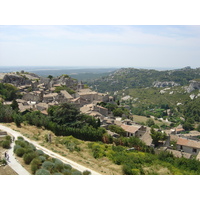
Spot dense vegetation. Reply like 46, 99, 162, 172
0, 83, 20, 101
88, 141, 200, 175
14, 137, 90, 175
54, 85, 75, 94
86, 67, 200, 93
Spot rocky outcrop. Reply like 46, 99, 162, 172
39, 75, 78, 90
2, 74, 32, 86
186, 80, 200, 93
152, 81, 180, 88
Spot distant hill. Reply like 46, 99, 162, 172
85, 67, 200, 93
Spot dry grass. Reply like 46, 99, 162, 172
3, 123, 123, 175
133, 115, 170, 126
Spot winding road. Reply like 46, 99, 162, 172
0, 124, 101, 175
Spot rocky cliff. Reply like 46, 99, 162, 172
2, 74, 32, 86
152, 81, 180, 88
186, 80, 200, 93
0, 72, 78, 90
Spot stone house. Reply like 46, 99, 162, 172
76, 91, 98, 103
43, 93, 58, 103
93, 105, 108, 116
36, 102, 49, 111
176, 137, 200, 155
120, 124, 146, 137
22, 91, 43, 103
60, 90, 73, 102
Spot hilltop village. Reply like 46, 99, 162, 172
1, 71, 200, 162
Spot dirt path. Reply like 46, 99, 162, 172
0, 124, 101, 175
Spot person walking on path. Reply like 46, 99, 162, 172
6, 153, 9, 162
4, 151, 7, 159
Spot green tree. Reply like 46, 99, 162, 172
11, 100, 19, 111
150, 128, 167, 147
146, 118, 155, 127
108, 124, 126, 136
13, 113, 22, 127
183, 121, 194, 131
48, 103, 80, 125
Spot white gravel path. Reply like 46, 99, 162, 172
0, 124, 101, 175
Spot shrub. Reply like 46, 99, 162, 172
62, 168, 72, 175
38, 156, 46, 162
63, 164, 72, 170
53, 159, 64, 172
53, 172, 63, 175
83, 170, 91, 175
0, 159, 7, 165
71, 170, 82, 175
42, 161, 55, 173
23, 152, 37, 164
31, 158, 42, 174
15, 140, 27, 148
2, 140, 11, 149
36, 150, 44, 156
15, 147, 26, 157
14, 144, 21, 153
5, 135, 12, 142
35, 169, 51, 175
17, 136, 24, 141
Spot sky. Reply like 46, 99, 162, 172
0, 25, 200, 70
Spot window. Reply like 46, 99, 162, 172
180, 145, 183, 150
193, 148, 197, 153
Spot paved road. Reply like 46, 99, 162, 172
6, 141, 30, 175
0, 124, 101, 175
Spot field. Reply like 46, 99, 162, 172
132, 115, 170, 126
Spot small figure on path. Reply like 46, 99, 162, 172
4, 152, 7, 159
6, 154, 9, 162
13, 136, 15, 142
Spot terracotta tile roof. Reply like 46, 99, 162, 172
121, 124, 141, 134
176, 137, 200, 149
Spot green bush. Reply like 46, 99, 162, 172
38, 156, 46, 162
83, 170, 91, 175
42, 161, 55, 173
14, 144, 22, 153
15, 140, 27, 148
53, 159, 64, 172
63, 164, 72, 170
35, 168, 51, 175
17, 136, 24, 141
53, 172, 63, 175
2, 140, 11, 149
62, 169, 72, 175
36, 150, 44, 156
5, 135, 12, 142
31, 158, 42, 174
15, 147, 26, 157
71, 170, 82, 175
23, 152, 37, 164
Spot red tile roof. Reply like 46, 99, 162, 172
177, 137, 200, 149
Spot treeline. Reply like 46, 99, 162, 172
19, 103, 106, 141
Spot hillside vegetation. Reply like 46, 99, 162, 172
86, 67, 200, 93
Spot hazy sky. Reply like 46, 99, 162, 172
0, 25, 200, 69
